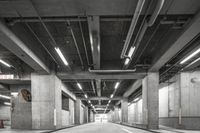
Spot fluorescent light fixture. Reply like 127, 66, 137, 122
124, 58, 130, 65
114, 82, 120, 89
124, 46, 135, 65
128, 46, 135, 58
133, 97, 139, 102
77, 83, 82, 90
84, 94, 88, 98
108, 100, 111, 103
4, 102, 11, 106
0, 59, 11, 67
88, 100, 91, 104
55, 47, 69, 66
107, 104, 109, 106
11, 92, 18, 97
0, 94, 11, 99
186, 57, 200, 68
180, 47, 200, 64
110, 94, 114, 98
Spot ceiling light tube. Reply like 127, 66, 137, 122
84, 94, 88, 98
88, 100, 91, 104
0, 59, 11, 67
55, 47, 69, 66
180, 47, 200, 64
0, 94, 11, 99
114, 82, 120, 89
124, 58, 130, 65
128, 46, 136, 58
11, 92, 18, 97
108, 100, 111, 103
4, 102, 11, 106
133, 97, 140, 102
77, 83, 82, 90
185, 57, 200, 68
110, 94, 114, 98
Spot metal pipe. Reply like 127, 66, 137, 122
88, 68, 136, 73
124, 0, 165, 67
78, 17, 90, 65
148, 0, 165, 26
120, 0, 146, 59
67, 21, 84, 68
8, 17, 133, 25
91, 80, 96, 95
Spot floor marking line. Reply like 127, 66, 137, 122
121, 128, 133, 133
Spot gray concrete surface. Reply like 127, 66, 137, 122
54, 123, 151, 133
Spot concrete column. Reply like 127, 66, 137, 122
84, 106, 88, 123
142, 72, 159, 129
114, 106, 120, 123
121, 98, 128, 123
74, 99, 81, 125
31, 73, 63, 130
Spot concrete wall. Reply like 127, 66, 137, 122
69, 98, 74, 124
10, 84, 32, 129
159, 71, 200, 129
0, 105, 11, 126
62, 110, 69, 126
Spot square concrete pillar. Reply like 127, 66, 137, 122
114, 106, 120, 122
142, 72, 159, 129
31, 73, 62, 130
121, 98, 128, 123
84, 106, 88, 123
74, 99, 81, 125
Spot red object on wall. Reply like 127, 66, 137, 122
0, 120, 4, 128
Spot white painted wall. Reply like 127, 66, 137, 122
181, 72, 200, 116
159, 71, 200, 118
0, 105, 11, 125
128, 99, 143, 124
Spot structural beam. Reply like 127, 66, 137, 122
88, 16, 101, 101
57, 72, 146, 80
88, 16, 100, 69
94, 105, 114, 108
150, 11, 200, 71
0, 20, 50, 73
79, 96, 122, 101
123, 79, 142, 97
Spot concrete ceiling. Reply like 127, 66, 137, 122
0, 0, 200, 112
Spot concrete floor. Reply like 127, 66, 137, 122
1, 123, 200, 133
54, 123, 152, 133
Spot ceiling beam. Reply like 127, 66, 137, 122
123, 79, 142, 97
79, 96, 122, 101
149, 10, 200, 71
57, 72, 146, 80
0, 20, 50, 73
95, 105, 114, 108
88, 16, 101, 100
87, 16, 100, 69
